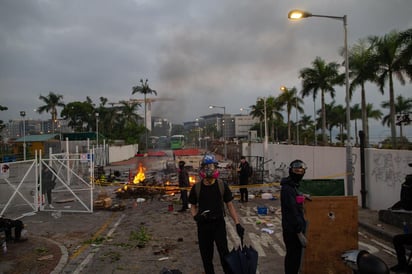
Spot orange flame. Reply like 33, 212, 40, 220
189, 175, 196, 185
133, 162, 146, 184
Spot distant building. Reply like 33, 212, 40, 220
184, 113, 258, 140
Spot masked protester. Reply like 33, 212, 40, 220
0, 216, 27, 243
178, 161, 190, 212
281, 159, 308, 274
188, 154, 245, 274
237, 156, 250, 203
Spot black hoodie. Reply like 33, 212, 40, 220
280, 176, 306, 233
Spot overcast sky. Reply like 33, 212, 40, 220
1, 0, 411, 143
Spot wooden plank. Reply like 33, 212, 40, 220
302, 196, 358, 274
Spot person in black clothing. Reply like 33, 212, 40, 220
178, 161, 190, 212
41, 164, 56, 209
0, 216, 27, 243
237, 156, 250, 203
281, 159, 308, 274
189, 154, 245, 274
390, 233, 412, 272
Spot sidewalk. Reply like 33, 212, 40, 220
0, 203, 404, 274
358, 207, 404, 243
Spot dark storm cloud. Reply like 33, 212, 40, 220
0, 0, 411, 141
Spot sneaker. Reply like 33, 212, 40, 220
390, 264, 407, 272
48, 204, 54, 209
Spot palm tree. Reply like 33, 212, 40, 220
347, 39, 379, 147
250, 96, 284, 142
38, 92, 65, 133
299, 57, 344, 145
369, 30, 409, 147
278, 87, 303, 144
351, 104, 362, 146
398, 28, 412, 80
119, 101, 141, 127
132, 79, 157, 151
365, 103, 383, 144
299, 114, 314, 145
267, 96, 284, 142
381, 95, 412, 138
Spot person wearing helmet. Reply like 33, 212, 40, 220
177, 161, 190, 212
188, 153, 245, 274
280, 159, 308, 274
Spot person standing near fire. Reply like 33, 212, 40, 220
237, 156, 251, 203
281, 159, 308, 274
178, 160, 189, 212
189, 153, 245, 274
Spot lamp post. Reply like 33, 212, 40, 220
258, 97, 269, 168
195, 118, 202, 149
288, 9, 352, 195
209, 105, 227, 160
20, 111, 26, 160
280, 86, 299, 145
95, 112, 99, 146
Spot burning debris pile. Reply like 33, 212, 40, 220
115, 162, 178, 199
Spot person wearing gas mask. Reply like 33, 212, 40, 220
281, 159, 308, 274
188, 154, 245, 274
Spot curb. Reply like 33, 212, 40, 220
38, 236, 68, 274
358, 221, 395, 243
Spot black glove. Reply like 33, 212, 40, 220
236, 224, 245, 239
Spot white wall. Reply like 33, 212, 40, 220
108, 144, 139, 163
243, 143, 412, 211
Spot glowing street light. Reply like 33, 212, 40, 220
288, 9, 352, 195
209, 105, 227, 160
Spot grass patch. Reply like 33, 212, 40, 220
35, 247, 49, 254
129, 226, 151, 247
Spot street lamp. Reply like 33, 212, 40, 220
20, 111, 26, 160
95, 112, 99, 146
280, 86, 299, 145
195, 118, 202, 149
257, 98, 269, 168
288, 9, 352, 195
209, 105, 227, 160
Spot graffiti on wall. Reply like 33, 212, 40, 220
371, 153, 412, 187
270, 162, 289, 182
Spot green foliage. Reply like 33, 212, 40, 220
129, 226, 151, 247
83, 236, 105, 245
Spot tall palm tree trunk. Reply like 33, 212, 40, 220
389, 74, 397, 147
321, 90, 327, 144
361, 84, 369, 147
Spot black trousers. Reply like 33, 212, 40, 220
283, 230, 303, 274
240, 187, 248, 202
239, 177, 248, 202
43, 188, 52, 204
197, 219, 231, 274
180, 190, 188, 209
393, 233, 412, 265
1, 219, 24, 241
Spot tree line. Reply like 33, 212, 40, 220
0, 29, 411, 149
